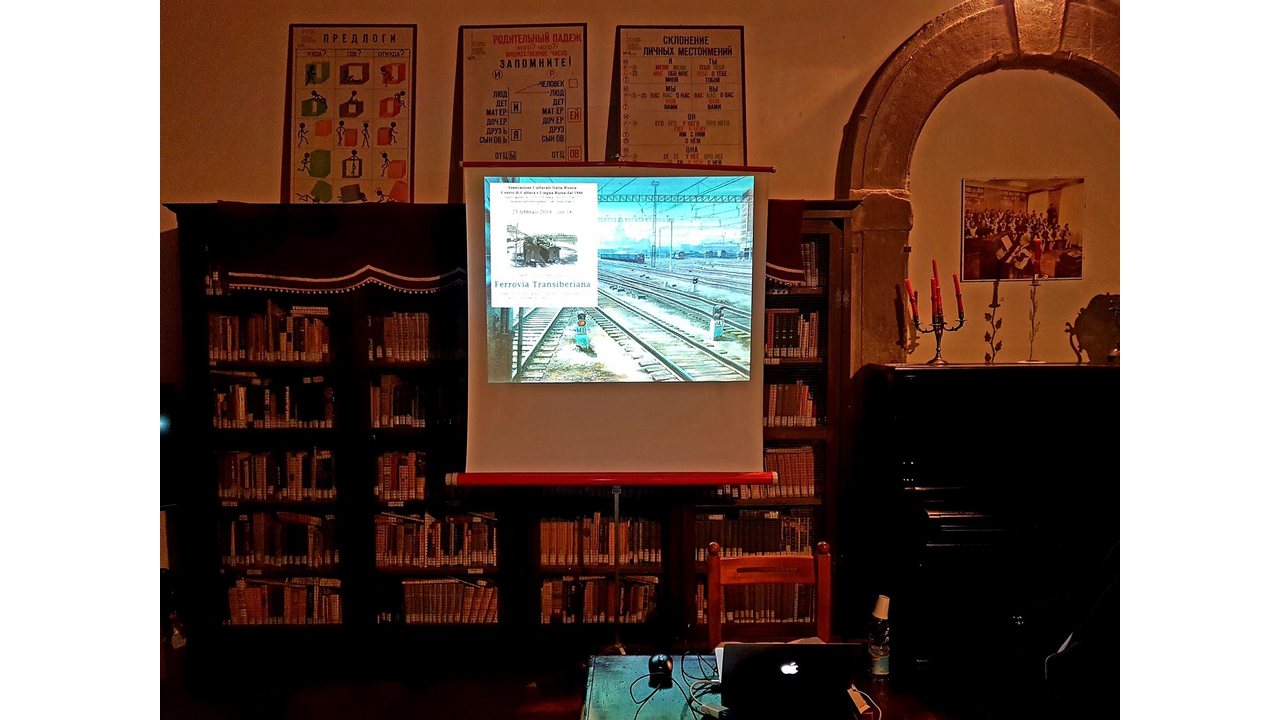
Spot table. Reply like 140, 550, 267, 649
582, 652, 897, 720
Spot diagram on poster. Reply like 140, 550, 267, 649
488, 182, 599, 308
286, 25, 415, 203
461, 25, 587, 163
615, 27, 746, 165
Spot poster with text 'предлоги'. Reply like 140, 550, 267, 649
285, 25, 416, 204
612, 26, 746, 165
459, 25, 587, 167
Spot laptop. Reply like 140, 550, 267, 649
719, 643, 863, 719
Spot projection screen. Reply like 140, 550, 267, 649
464, 165, 769, 473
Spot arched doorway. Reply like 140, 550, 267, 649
836, 0, 1118, 366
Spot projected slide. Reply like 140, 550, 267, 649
485, 175, 755, 383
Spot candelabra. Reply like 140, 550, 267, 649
905, 260, 966, 366
912, 304, 965, 365
1027, 275, 1043, 362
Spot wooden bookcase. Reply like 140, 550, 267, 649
173, 204, 491, 682
170, 201, 857, 675
676, 202, 855, 644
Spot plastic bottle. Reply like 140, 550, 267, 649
869, 595, 890, 676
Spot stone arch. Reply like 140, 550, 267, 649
837, 0, 1118, 367
837, 0, 1119, 197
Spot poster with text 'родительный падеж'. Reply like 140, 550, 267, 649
287, 25, 415, 204
461, 25, 587, 164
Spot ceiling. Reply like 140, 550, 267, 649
964, 177, 1085, 195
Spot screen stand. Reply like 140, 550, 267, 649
602, 485, 627, 655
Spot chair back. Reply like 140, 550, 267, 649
706, 541, 831, 648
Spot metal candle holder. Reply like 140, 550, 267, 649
913, 308, 965, 365
906, 262, 966, 365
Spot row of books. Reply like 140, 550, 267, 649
540, 515, 663, 567
696, 582, 818, 624
390, 578, 499, 624
212, 374, 335, 429
765, 381, 820, 427
374, 512, 498, 568
765, 381, 819, 427
764, 309, 821, 359
721, 443, 819, 499
219, 512, 339, 568
216, 449, 336, 502
693, 509, 816, 563
370, 375, 436, 428
718, 446, 819, 500
375, 451, 429, 501
540, 576, 659, 624
225, 577, 342, 625
208, 302, 331, 364
798, 240, 829, 288
368, 312, 431, 363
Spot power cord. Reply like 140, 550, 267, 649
631, 668, 709, 719
854, 689, 882, 720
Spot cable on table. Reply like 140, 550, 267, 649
628, 672, 660, 720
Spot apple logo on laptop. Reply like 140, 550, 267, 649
780, 662, 799, 675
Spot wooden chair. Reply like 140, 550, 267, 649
706, 541, 832, 648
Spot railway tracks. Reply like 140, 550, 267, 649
511, 307, 573, 381
596, 289, 748, 382
505, 279, 753, 383
600, 259, 752, 293
599, 270, 751, 343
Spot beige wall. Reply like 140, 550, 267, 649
160, 0, 960, 231
1059, 181, 1086, 247
159, 1, 1120, 380
906, 70, 1120, 364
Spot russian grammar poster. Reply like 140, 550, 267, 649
615, 27, 746, 165
286, 25, 416, 204
461, 25, 587, 164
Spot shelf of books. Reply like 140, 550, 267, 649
537, 511, 666, 627
359, 287, 492, 631
176, 200, 857, 655
198, 287, 351, 638
680, 207, 849, 640
175, 204, 477, 657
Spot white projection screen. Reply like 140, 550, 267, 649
464, 165, 769, 473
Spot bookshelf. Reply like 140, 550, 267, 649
173, 203, 482, 680
172, 201, 857, 670
678, 203, 854, 643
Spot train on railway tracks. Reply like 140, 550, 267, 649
598, 251, 646, 264
509, 226, 576, 267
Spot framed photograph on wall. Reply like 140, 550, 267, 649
606, 26, 747, 165
282, 24, 417, 204
961, 177, 1085, 281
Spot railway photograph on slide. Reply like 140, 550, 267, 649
484, 175, 756, 384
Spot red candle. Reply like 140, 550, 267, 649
953, 272, 964, 315
932, 259, 943, 317
929, 277, 938, 318
904, 278, 919, 319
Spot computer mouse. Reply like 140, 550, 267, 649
649, 653, 674, 683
